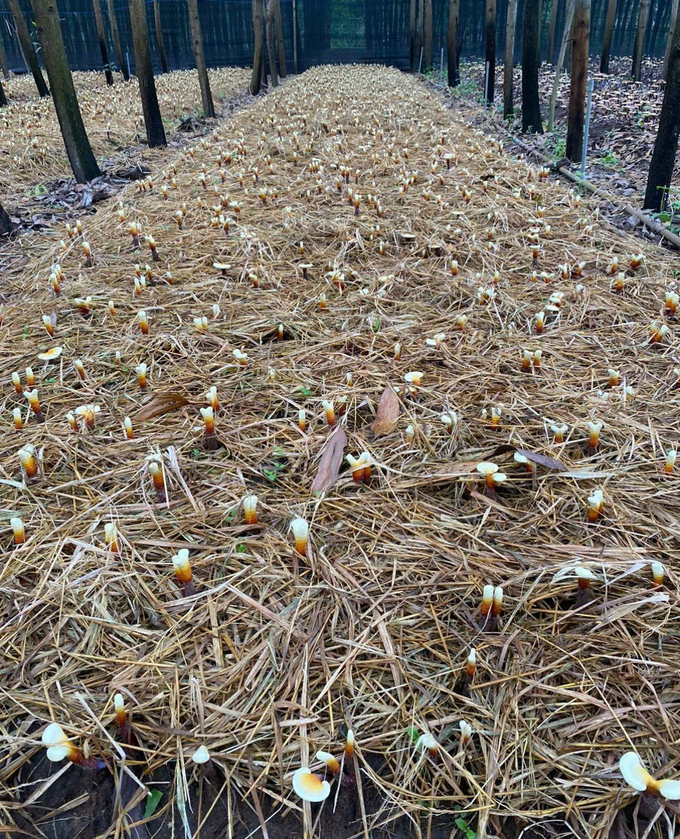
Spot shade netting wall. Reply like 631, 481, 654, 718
0, 0, 673, 76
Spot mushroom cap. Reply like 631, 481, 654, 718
315, 750, 335, 765
404, 371, 423, 383
42, 722, 67, 747
513, 453, 529, 464
658, 779, 680, 800
172, 549, 190, 571
459, 720, 472, 737
619, 752, 653, 792
38, 346, 63, 361
292, 767, 331, 802
46, 745, 71, 762
476, 462, 498, 476
651, 561, 664, 577
192, 745, 211, 764
114, 693, 124, 711
290, 517, 309, 539
491, 472, 507, 484
467, 647, 476, 665
416, 733, 437, 752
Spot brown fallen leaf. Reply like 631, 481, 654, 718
371, 385, 400, 435
311, 426, 347, 494
516, 449, 568, 472
131, 392, 191, 423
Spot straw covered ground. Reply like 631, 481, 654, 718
0, 67, 251, 203
2, 65, 680, 839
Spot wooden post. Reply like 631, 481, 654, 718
521, 0, 543, 132
409, 0, 417, 71
0, 75, 7, 106
447, 0, 460, 85
0, 26, 9, 79
292, 0, 298, 73
274, 0, 286, 77
548, 0, 560, 62
664, 0, 679, 79
7, 0, 49, 96
29, 0, 100, 181
187, 0, 215, 116
485, 0, 496, 103
565, 0, 590, 160
153, 0, 169, 73
106, 0, 129, 80
424, 0, 432, 69
265, 0, 277, 86
92, 0, 113, 84
644, 1, 680, 210
548, 0, 575, 131
250, 0, 265, 94
0, 200, 11, 235
599, 0, 617, 72
632, 0, 651, 81
128, 0, 166, 146
503, 0, 518, 115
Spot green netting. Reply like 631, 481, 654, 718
0, 0, 672, 77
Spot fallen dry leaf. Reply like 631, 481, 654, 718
311, 426, 347, 494
371, 385, 400, 435
132, 392, 191, 423
516, 449, 568, 472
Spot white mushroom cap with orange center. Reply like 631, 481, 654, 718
476, 462, 498, 477
41, 722, 71, 762
292, 767, 331, 802
38, 346, 63, 361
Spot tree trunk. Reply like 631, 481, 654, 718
600, 0, 616, 72
153, 0, 169, 74
91, 0, 113, 84
566, 0, 590, 160
250, 0, 265, 94
632, 0, 651, 80
548, 0, 575, 131
416, 0, 423, 69
504, 0, 518, 115
409, 0, 417, 71
447, 0, 460, 84
0, 201, 11, 236
0, 26, 10, 79
664, 0, 679, 78
522, 0, 543, 132
187, 0, 215, 115
644, 7, 680, 210
106, 0, 129, 80
0, 76, 7, 107
274, 0, 286, 77
548, 0, 560, 61
128, 0, 166, 146
485, 0, 496, 102
29, 0, 100, 181
8, 0, 49, 96
424, 0, 433, 68
265, 0, 278, 86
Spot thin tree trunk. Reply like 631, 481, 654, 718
644, 3, 680, 210
522, 0, 543, 132
409, 0, 417, 71
566, 0, 590, 160
632, 0, 651, 80
0, 76, 7, 106
250, 0, 265, 94
0, 26, 9, 78
273, 0, 286, 77
447, 0, 460, 84
128, 0, 166, 146
7, 0, 49, 96
153, 0, 169, 73
485, 0, 496, 102
106, 0, 129, 80
91, 0, 113, 84
548, 0, 560, 61
265, 0, 277, 86
600, 0, 616, 71
187, 0, 215, 115
416, 0, 423, 68
424, 0, 432, 68
504, 0, 518, 115
548, 0, 575, 131
29, 0, 100, 181
664, 0, 679, 77
0, 201, 11, 235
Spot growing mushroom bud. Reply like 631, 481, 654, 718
200, 407, 218, 449
138, 311, 148, 335
74, 359, 86, 382
105, 522, 120, 555
514, 452, 533, 474
124, 417, 134, 439
13, 408, 22, 430
608, 368, 619, 387
651, 561, 664, 589
12, 372, 22, 394
404, 371, 423, 388
476, 462, 499, 497
290, 517, 309, 556
535, 311, 545, 334
455, 314, 468, 331
316, 750, 341, 775
649, 323, 669, 344
587, 421, 602, 451
551, 423, 568, 443
664, 449, 676, 474
587, 489, 604, 522
149, 461, 166, 503
345, 730, 355, 759
24, 389, 43, 422
18, 444, 38, 479
322, 400, 336, 427
459, 720, 473, 748
82, 241, 93, 267
233, 349, 248, 366
135, 363, 147, 390
298, 409, 306, 432
42, 315, 54, 337
243, 494, 258, 525
172, 548, 195, 597
417, 733, 439, 758
66, 412, 77, 431
521, 350, 532, 371
440, 413, 455, 434
480, 583, 494, 621
75, 297, 92, 316
113, 693, 131, 743
11, 516, 25, 545
192, 746, 210, 764
465, 647, 476, 680
665, 292, 678, 314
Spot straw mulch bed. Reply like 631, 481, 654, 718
2, 64, 680, 839
0, 67, 251, 201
